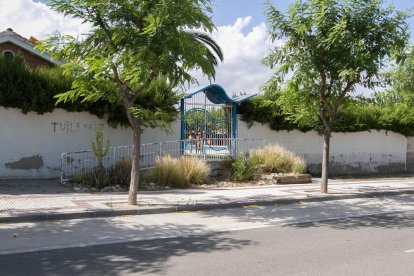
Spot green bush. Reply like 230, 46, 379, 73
245, 154, 265, 180
292, 158, 307, 173
230, 154, 265, 181
0, 54, 130, 126
250, 144, 306, 174
74, 158, 132, 190
74, 167, 109, 189
219, 159, 234, 180
231, 154, 247, 181
238, 92, 414, 137
109, 158, 132, 188
151, 155, 210, 188
227, 144, 307, 182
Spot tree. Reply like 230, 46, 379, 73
376, 46, 414, 107
262, 0, 409, 193
38, 0, 223, 204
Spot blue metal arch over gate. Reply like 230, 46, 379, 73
183, 84, 256, 105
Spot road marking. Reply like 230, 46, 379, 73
404, 249, 414, 253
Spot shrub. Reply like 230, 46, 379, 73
180, 156, 210, 185
74, 167, 109, 189
0, 54, 130, 126
245, 154, 265, 180
151, 155, 210, 188
249, 144, 306, 174
109, 158, 132, 188
292, 156, 307, 174
219, 158, 234, 180
226, 153, 265, 182
73, 158, 132, 190
226, 144, 307, 181
238, 91, 414, 137
231, 154, 247, 181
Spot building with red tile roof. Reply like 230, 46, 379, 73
0, 28, 58, 68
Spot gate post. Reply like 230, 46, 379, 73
180, 98, 185, 156
232, 102, 238, 157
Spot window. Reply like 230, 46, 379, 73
2, 50, 15, 60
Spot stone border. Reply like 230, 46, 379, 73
261, 173, 312, 184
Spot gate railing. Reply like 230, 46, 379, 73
60, 138, 265, 183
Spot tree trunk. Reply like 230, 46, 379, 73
128, 122, 141, 205
321, 129, 331, 193
113, 72, 142, 205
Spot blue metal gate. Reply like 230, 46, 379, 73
181, 84, 256, 158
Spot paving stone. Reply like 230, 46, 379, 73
0, 178, 413, 220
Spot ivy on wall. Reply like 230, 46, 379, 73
0, 54, 130, 127
238, 93, 414, 137
4, 54, 413, 136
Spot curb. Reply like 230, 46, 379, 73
1, 189, 414, 224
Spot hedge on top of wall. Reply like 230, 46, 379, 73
0, 53, 130, 127
238, 93, 414, 137
4, 53, 414, 136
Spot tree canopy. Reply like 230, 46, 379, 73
377, 46, 414, 107
38, 0, 223, 130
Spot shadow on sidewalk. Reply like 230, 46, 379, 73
0, 179, 72, 195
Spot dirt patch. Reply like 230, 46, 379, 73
5, 155, 44, 170
0, 179, 71, 195
194, 173, 312, 189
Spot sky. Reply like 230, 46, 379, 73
0, 0, 413, 96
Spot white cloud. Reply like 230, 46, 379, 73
0, 1, 276, 95
193, 17, 279, 95
0, 0, 90, 39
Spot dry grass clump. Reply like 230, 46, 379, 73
152, 155, 210, 188
249, 144, 306, 174
227, 144, 307, 182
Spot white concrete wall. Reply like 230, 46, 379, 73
238, 119, 407, 175
0, 107, 179, 179
406, 137, 414, 172
0, 107, 407, 178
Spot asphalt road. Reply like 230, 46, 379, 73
1, 195, 414, 275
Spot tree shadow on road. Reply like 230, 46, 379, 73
2, 233, 253, 275
0, 218, 255, 275
197, 194, 414, 230
289, 211, 414, 230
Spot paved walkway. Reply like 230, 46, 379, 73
1, 178, 414, 222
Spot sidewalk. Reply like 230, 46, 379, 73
1, 178, 414, 223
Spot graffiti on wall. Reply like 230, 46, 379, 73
50, 121, 107, 134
